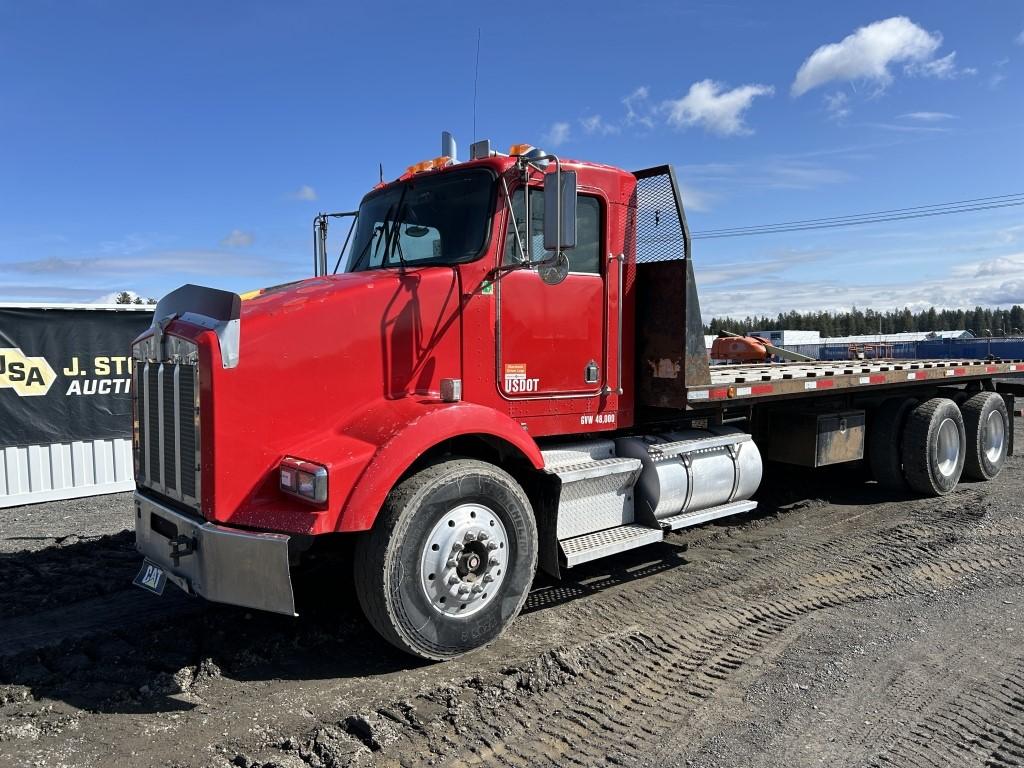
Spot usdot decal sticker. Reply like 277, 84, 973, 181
504, 363, 540, 394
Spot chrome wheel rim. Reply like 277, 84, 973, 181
936, 417, 961, 478
420, 503, 508, 618
985, 409, 1006, 463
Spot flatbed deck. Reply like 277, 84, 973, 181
686, 358, 1024, 405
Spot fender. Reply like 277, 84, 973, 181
335, 399, 544, 532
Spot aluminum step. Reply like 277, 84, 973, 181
658, 500, 758, 531
560, 523, 664, 567
543, 456, 642, 483
541, 439, 616, 471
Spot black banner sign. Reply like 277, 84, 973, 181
0, 308, 153, 447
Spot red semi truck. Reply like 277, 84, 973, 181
132, 137, 1022, 659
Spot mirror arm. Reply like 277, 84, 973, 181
517, 154, 563, 268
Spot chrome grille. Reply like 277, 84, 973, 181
134, 337, 201, 513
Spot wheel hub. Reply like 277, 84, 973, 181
420, 503, 508, 617
984, 409, 1006, 463
935, 417, 961, 478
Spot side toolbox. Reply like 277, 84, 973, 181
762, 409, 866, 467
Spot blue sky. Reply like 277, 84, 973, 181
1, 1, 1022, 318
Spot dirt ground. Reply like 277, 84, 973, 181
2, 426, 1024, 768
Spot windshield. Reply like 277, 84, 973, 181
345, 168, 495, 272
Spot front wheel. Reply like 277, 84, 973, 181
353, 458, 538, 660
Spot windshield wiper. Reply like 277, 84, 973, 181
383, 185, 410, 270
347, 182, 412, 272
349, 220, 382, 273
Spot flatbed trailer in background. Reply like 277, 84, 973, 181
129, 136, 1024, 660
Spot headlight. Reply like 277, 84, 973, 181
278, 457, 328, 504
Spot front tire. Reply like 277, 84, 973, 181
354, 458, 538, 660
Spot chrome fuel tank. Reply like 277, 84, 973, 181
616, 426, 762, 522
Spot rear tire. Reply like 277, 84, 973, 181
868, 397, 917, 490
901, 398, 966, 497
353, 458, 538, 660
961, 392, 1008, 480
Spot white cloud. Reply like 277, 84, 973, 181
904, 51, 970, 79
290, 185, 317, 201
543, 121, 571, 147
679, 184, 716, 213
0, 284, 120, 302
899, 111, 956, 121
221, 229, 254, 247
824, 91, 851, 121
579, 114, 620, 135
1015, 29, 1024, 45
792, 17, 942, 96
683, 158, 850, 191
698, 250, 1024, 319
663, 79, 774, 136
6, 250, 291, 278
623, 86, 655, 129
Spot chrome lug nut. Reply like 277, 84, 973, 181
471, 584, 484, 594
482, 573, 494, 583
464, 531, 478, 542
489, 556, 500, 567
478, 531, 489, 541
486, 541, 498, 551
451, 542, 464, 552
447, 575, 460, 586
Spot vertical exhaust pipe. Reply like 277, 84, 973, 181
441, 131, 457, 163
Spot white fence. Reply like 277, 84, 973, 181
0, 438, 135, 508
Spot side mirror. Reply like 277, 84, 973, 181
543, 170, 577, 252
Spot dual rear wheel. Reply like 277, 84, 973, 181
871, 392, 1009, 496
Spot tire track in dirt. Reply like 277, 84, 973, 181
870, 662, 1024, 767
256, 481, 1024, 768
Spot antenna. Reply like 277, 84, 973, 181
472, 28, 481, 141
379, 163, 383, 183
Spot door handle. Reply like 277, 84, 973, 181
584, 360, 600, 384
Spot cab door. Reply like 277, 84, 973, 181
497, 186, 606, 398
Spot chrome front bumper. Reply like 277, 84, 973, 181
134, 492, 296, 616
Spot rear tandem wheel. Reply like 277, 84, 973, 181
960, 391, 1009, 481
901, 397, 966, 497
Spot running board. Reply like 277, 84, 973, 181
658, 500, 757, 531
560, 524, 664, 568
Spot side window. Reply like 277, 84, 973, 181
504, 188, 602, 274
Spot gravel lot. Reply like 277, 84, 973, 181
2, 424, 1023, 768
